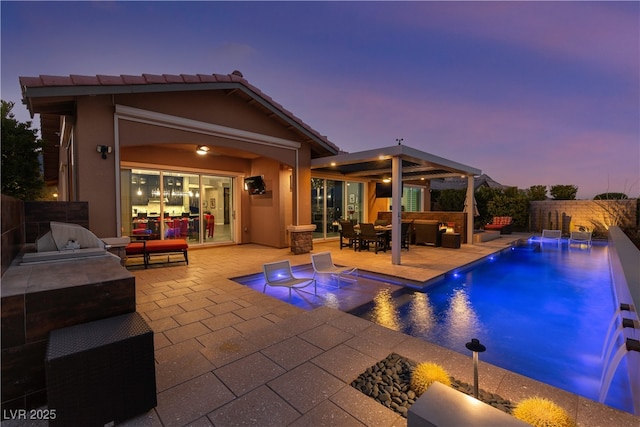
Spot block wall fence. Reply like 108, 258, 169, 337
1, 198, 90, 276
1, 195, 24, 277
529, 199, 638, 236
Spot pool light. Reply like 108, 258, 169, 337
465, 338, 486, 399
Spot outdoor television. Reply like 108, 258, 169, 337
244, 175, 266, 195
375, 182, 402, 198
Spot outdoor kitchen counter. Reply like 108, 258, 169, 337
1, 255, 135, 412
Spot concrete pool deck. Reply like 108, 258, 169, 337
7, 234, 637, 426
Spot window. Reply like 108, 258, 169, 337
402, 186, 422, 212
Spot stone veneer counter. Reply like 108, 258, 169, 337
1, 255, 136, 413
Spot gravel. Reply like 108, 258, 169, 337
351, 353, 516, 418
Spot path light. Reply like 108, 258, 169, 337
465, 338, 486, 399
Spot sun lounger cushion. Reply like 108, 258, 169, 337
485, 217, 512, 234
144, 239, 188, 253
125, 242, 146, 255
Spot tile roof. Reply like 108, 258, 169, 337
19, 71, 340, 154
19, 71, 242, 88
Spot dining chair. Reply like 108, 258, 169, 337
400, 221, 413, 250
339, 221, 359, 250
359, 223, 386, 254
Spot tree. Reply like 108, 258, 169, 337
487, 191, 530, 231
549, 185, 578, 200
1, 100, 46, 200
526, 185, 547, 201
436, 189, 465, 212
475, 186, 502, 227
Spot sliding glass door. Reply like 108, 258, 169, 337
121, 168, 234, 244
311, 178, 364, 239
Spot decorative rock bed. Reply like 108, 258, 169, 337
351, 353, 515, 418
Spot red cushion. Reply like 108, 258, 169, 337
145, 239, 188, 252
492, 216, 512, 225
125, 242, 146, 255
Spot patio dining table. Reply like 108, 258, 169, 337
353, 224, 392, 252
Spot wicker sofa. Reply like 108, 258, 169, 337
413, 220, 445, 246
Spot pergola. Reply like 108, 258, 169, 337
311, 144, 481, 265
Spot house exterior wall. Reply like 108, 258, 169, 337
75, 97, 118, 237
114, 90, 301, 141
296, 144, 312, 226
68, 90, 313, 246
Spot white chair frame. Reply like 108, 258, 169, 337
263, 260, 316, 302
541, 229, 562, 243
568, 231, 592, 247
311, 251, 358, 287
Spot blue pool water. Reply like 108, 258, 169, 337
354, 240, 633, 413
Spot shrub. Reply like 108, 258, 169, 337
410, 362, 451, 396
550, 185, 578, 200
513, 397, 575, 427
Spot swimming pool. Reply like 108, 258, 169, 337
351, 239, 633, 413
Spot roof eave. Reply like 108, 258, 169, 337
311, 145, 482, 178
21, 79, 340, 157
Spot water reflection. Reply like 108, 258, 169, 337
407, 292, 435, 336
371, 288, 401, 330
324, 293, 340, 309
442, 287, 481, 347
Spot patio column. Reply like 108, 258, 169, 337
391, 155, 402, 264
466, 175, 475, 245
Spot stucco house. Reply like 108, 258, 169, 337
20, 70, 481, 256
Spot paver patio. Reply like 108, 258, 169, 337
4, 236, 637, 426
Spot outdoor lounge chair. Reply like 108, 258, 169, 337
311, 251, 358, 287
484, 216, 513, 234
263, 260, 316, 302
541, 229, 561, 243
568, 231, 592, 247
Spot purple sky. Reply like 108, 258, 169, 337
2, 1, 638, 199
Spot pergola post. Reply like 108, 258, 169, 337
466, 175, 475, 245
391, 155, 402, 265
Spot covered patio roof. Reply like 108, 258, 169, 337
311, 144, 482, 265
310, 144, 481, 182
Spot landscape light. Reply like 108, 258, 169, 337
465, 338, 486, 398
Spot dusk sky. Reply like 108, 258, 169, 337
2, 1, 638, 199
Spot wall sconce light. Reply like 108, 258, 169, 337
96, 145, 112, 159
196, 145, 210, 155
465, 338, 486, 399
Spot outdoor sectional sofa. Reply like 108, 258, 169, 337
413, 220, 445, 246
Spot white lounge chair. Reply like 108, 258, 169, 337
263, 260, 316, 301
568, 231, 592, 247
541, 229, 561, 243
311, 251, 358, 287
